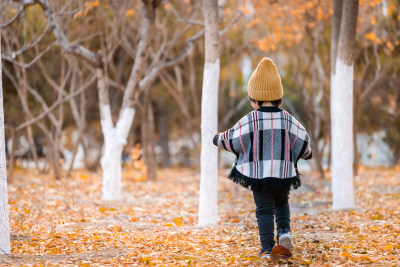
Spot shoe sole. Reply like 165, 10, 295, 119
259, 252, 270, 259
279, 234, 294, 251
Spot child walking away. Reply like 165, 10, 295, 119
213, 58, 313, 259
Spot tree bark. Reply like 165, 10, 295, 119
0, 35, 11, 254
331, 0, 343, 75
141, 90, 157, 180
7, 128, 17, 181
156, 103, 171, 168
198, 0, 220, 226
331, 0, 359, 210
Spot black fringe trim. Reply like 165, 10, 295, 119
228, 167, 301, 191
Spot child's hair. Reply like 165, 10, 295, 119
249, 96, 282, 107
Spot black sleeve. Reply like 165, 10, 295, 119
213, 134, 219, 146
304, 151, 313, 160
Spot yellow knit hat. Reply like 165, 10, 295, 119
247, 57, 283, 101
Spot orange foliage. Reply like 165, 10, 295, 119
246, 0, 393, 52
4, 167, 400, 265
244, 0, 331, 52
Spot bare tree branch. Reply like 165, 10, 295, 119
221, 97, 248, 127
219, 12, 243, 36
139, 11, 242, 91
15, 75, 96, 131
167, 1, 204, 26
139, 29, 204, 90
0, 8, 24, 28
2, 43, 56, 68
3, 24, 51, 57
33, 0, 101, 66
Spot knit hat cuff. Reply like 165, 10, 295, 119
249, 88, 284, 102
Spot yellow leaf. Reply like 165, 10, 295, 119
364, 32, 376, 41
79, 173, 89, 180
386, 41, 393, 50
99, 207, 117, 213
360, 255, 373, 262
173, 217, 183, 227
371, 18, 376, 25
341, 251, 351, 257
125, 9, 135, 17
342, 245, 354, 249
73, 11, 83, 19
317, 8, 323, 20
384, 245, 393, 250
164, 4, 170, 10
113, 225, 122, 232
241, 256, 258, 261
140, 257, 152, 262
88, 1, 100, 8
232, 218, 240, 223
165, 223, 174, 227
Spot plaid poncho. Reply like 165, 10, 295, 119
213, 106, 312, 191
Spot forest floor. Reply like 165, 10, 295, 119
0, 165, 399, 266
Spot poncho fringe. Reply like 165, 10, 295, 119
228, 166, 301, 191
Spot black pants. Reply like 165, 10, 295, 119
253, 187, 290, 248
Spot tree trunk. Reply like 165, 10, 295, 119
49, 139, 61, 179
7, 128, 17, 181
0, 36, 11, 254
97, 69, 135, 200
330, 0, 359, 210
311, 139, 325, 179
141, 91, 157, 180
156, 104, 171, 168
198, 0, 220, 226
26, 125, 40, 171
66, 129, 84, 177
101, 135, 124, 200
353, 91, 360, 176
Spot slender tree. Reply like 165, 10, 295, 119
198, 0, 220, 226
0, 34, 11, 254
330, 0, 359, 209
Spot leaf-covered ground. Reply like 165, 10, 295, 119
1, 166, 399, 266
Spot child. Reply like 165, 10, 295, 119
213, 57, 313, 258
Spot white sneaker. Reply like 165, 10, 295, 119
259, 252, 270, 259
278, 232, 294, 251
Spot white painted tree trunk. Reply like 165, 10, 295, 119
330, 0, 358, 210
331, 59, 355, 209
101, 138, 124, 200
0, 37, 11, 254
198, 0, 220, 226
199, 62, 220, 226
100, 105, 135, 200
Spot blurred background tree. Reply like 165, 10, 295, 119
0, 0, 399, 189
